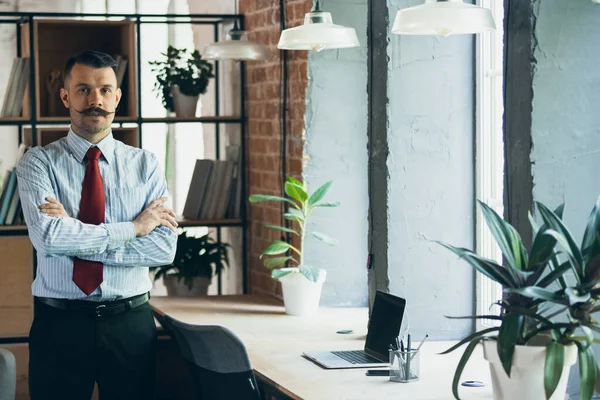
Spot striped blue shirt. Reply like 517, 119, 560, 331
16, 129, 177, 301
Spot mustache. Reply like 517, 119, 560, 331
73, 107, 115, 116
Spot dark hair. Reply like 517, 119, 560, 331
63, 49, 117, 87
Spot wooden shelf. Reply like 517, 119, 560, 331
176, 217, 243, 228
142, 116, 244, 124
23, 127, 139, 147
0, 225, 28, 235
0, 117, 30, 125
36, 116, 137, 123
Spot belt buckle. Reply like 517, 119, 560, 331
95, 304, 107, 317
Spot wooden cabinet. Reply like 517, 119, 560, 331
0, 237, 33, 338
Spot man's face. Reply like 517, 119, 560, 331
60, 63, 121, 139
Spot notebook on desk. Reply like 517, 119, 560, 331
302, 291, 406, 369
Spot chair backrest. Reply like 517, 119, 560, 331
161, 314, 261, 400
0, 348, 16, 400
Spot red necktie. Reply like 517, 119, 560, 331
73, 147, 105, 295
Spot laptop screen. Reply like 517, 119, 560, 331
364, 291, 406, 360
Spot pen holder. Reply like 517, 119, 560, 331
389, 349, 420, 383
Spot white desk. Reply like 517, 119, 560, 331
150, 295, 493, 400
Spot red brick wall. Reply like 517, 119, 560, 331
239, 0, 311, 297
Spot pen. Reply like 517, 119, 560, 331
405, 334, 411, 381
415, 334, 429, 352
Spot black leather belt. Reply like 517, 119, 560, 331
36, 292, 150, 317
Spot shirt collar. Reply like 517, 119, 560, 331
67, 128, 115, 164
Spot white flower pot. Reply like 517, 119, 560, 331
163, 275, 211, 297
279, 269, 326, 316
483, 340, 576, 400
170, 86, 199, 118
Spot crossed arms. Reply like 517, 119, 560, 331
16, 149, 177, 267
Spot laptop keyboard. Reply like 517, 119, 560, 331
331, 351, 383, 364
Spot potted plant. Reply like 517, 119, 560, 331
438, 199, 600, 400
249, 176, 340, 316
151, 231, 230, 297
149, 45, 214, 117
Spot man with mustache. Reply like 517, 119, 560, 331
16, 49, 178, 399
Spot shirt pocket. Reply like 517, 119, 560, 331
106, 186, 147, 223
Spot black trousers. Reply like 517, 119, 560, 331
29, 298, 157, 400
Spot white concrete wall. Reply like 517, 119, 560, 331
385, 0, 475, 340
303, 0, 370, 307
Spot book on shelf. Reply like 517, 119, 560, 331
1, 57, 30, 118
181, 144, 243, 222
0, 144, 30, 225
113, 54, 128, 88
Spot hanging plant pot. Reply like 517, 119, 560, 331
163, 275, 211, 297
170, 86, 199, 118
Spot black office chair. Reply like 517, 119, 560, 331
159, 314, 261, 400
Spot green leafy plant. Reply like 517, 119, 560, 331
438, 199, 600, 400
149, 45, 214, 112
248, 176, 340, 282
151, 231, 230, 289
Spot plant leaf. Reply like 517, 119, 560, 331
286, 176, 305, 190
299, 265, 321, 282
497, 313, 522, 377
544, 341, 565, 399
313, 201, 341, 208
271, 269, 295, 280
536, 261, 571, 288
543, 230, 583, 285
284, 181, 308, 204
265, 225, 299, 236
263, 257, 292, 269
575, 342, 597, 400
452, 339, 485, 400
581, 196, 600, 269
523, 323, 575, 343
249, 194, 298, 208
548, 251, 568, 290
308, 181, 333, 207
284, 213, 304, 223
529, 226, 558, 270
440, 327, 500, 355
537, 202, 584, 277
310, 232, 338, 246
564, 287, 591, 306
261, 240, 290, 257
436, 241, 519, 287
444, 315, 502, 321
504, 287, 568, 305
479, 200, 529, 271
584, 255, 600, 282
529, 211, 540, 236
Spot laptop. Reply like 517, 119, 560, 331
302, 291, 406, 369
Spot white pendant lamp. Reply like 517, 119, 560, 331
277, 0, 359, 52
392, 0, 496, 37
204, 2, 269, 61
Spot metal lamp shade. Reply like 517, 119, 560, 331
392, 0, 496, 37
277, 10, 359, 52
204, 30, 269, 61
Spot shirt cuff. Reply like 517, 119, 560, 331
105, 222, 136, 250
